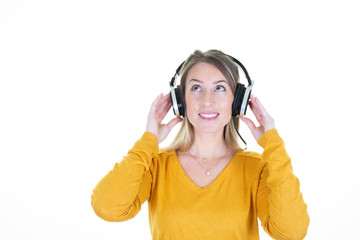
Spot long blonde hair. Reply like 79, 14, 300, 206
167, 49, 243, 151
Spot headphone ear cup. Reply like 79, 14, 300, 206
232, 83, 246, 117
175, 87, 185, 117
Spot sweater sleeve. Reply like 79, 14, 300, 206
256, 129, 310, 240
91, 132, 158, 222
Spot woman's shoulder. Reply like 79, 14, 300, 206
230, 149, 266, 180
157, 148, 176, 158
237, 149, 262, 159
150, 148, 177, 164
233, 149, 266, 168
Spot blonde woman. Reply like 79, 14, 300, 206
91, 50, 309, 240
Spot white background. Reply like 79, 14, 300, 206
1, 0, 359, 239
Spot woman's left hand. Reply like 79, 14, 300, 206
241, 95, 275, 142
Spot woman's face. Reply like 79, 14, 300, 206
185, 62, 234, 135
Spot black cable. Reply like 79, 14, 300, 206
233, 116, 247, 150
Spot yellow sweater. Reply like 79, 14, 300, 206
91, 129, 309, 240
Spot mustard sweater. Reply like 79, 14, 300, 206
91, 129, 309, 240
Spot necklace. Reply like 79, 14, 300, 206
188, 148, 228, 176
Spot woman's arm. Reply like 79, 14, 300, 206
91, 132, 157, 222
242, 95, 309, 239
256, 129, 309, 240
91, 93, 182, 222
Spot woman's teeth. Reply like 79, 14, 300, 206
199, 113, 218, 118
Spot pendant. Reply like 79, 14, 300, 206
206, 170, 211, 176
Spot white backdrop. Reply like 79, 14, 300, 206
1, 0, 359, 239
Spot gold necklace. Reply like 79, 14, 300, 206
188, 148, 228, 176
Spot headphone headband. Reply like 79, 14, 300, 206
169, 55, 253, 87
226, 55, 252, 85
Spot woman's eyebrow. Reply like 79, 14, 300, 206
188, 79, 228, 84
213, 80, 228, 85
189, 79, 203, 84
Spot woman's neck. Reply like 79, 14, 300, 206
188, 130, 228, 158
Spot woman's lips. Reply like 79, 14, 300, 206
198, 112, 219, 120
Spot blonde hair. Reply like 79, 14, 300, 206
167, 49, 242, 151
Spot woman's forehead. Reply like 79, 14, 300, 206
186, 62, 227, 82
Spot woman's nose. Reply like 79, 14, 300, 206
201, 90, 215, 106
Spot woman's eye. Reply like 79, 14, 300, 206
215, 85, 226, 91
191, 85, 201, 92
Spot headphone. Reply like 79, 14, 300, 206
169, 54, 254, 119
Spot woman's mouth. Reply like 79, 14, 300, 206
199, 113, 219, 120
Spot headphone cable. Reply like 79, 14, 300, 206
234, 116, 247, 150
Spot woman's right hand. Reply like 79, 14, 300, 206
146, 93, 183, 144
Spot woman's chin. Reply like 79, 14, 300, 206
194, 125, 224, 136
188, 116, 228, 136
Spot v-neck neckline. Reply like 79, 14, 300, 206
172, 149, 241, 192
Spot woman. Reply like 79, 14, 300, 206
91, 50, 310, 239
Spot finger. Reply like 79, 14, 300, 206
158, 92, 171, 105
151, 93, 164, 110
159, 93, 172, 112
249, 95, 261, 112
164, 92, 171, 98
240, 117, 256, 132
250, 94, 255, 102
248, 100, 262, 120
166, 117, 183, 130
151, 93, 169, 116
253, 96, 270, 115
155, 93, 171, 113
155, 93, 164, 102
249, 97, 267, 122
159, 100, 172, 119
